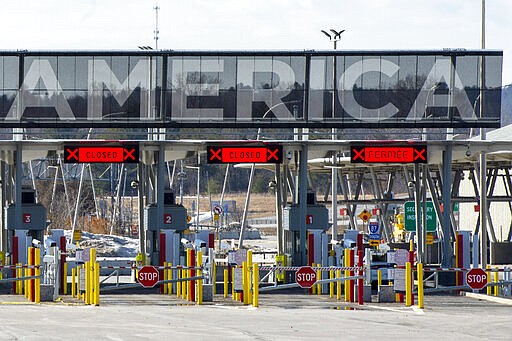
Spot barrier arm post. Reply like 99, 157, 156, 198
336, 269, 341, 300
252, 263, 259, 308
417, 262, 424, 309
197, 251, 203, 305
329, 268, 334, 298
405, 261, 412, 306
357, 250, 364, 305
35, 248, 41, 304
72, 267, 76, 298
224, 269, 228, 298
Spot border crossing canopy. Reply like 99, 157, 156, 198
0, 50, 502, 129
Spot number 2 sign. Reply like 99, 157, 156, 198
163, 214, 172, 224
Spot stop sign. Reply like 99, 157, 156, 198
138, 266, 159, 288
295, 266, 317, 288
466, 268, 488, 290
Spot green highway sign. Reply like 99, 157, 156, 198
404, 201, 437, 232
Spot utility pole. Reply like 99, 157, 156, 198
154, 5, 160, 50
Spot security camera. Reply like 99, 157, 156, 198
465, 146, 471, 157
408, 181, 416, 188
286, 151, 293, 161
32, 239, 41, 247
130, 180, 139, 189
268, 180, 277, 189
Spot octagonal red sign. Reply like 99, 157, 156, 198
295, 266, 317, 288
138, 266, 159, 288
466, 268, 487, 290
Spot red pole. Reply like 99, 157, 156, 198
356, 233, 363, 253
349, 249, 355, 302
456, 233, 464, 287
159, 233, 166, 293
11, 236, 18, 293
408, 250, 415, 305
357, 250, 364, 305
208, 233, 214, 249
59, 236, 66, 294
307, 232, 315, 294
189, 249, 196, 302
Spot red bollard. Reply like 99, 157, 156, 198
358, 250, 364, 305
456, 233, 464, 288
307, 233, 315, 294
11, 236, 18, 293
159, 233, 166, 294
59, 236, 66, 294
408, 250, 415, 305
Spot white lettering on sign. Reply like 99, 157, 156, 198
139, 272, 158, 281
467, 274, 487, 283
164, 214, 172, 224
296, 272, 316, 282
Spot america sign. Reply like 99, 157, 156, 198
0, 50, 502, 128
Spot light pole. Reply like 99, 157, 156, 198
322, 28, 345, 245
479, 0, 488, 268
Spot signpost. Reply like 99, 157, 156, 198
466, 268, 488, 290
404, 201, 437, 232
295, 266, 317, 288
138, 266, 159, 288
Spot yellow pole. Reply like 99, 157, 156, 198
247, 251, 253, 304
311, 263, 317, 294
72, 267, 76, 298
344, 250, 349, 302
28, 247, 34, 302
417, 262, 424, 309
405, 261, 412, 306
212, 258, 217, 295
336, 269, 341, 300
176, 267, 181, 298
35, 248, 40, 304
16, 263, 22, 295
167, 263, 176, 295
197, 251, 203, 305
232, 267, 235, 300
85, 261, 91, 304
63, 262, 68, 295
486, 265, 492, 295
224, 269, 228, 298
377, 269, 382, 287
24, 266, 28, 298
76, 265, 80, 301
493, 269, 499, 297
252, 263, 259, 307
317, 265, 322, 295
186, 249, 191, 301
181, 268, 187, 300
163, 262, 168, 294
90, 248, 96, 305
329, 269, 334, 298
94, 262, 100, 306
242, 261, 248, 305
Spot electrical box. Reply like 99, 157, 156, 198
6, 204, 47, 230
144, 204, 187, 231
283, 204, 329, 231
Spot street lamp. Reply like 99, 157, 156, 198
322, 28, 345, 246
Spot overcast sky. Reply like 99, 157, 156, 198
1, 0, 511, 84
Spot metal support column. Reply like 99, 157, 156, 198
414, 164, 423, 261
441, 144, 453, 267
275, 164, 284, 255
14, 143, 22, 241
298, 143, 308, 265
152, 143, 166, 265
137, 163, 145, 255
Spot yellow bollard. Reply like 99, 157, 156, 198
329, 269, 334, 298
247, 251, 253, 304
24, 267, 28, 298
405, 262, 412, 307
317, 265, 322, 295
163, 262, 168, 294
28, 247, 34, 302
377, 269, 382, 287
167, 263, 173, 295
336, 269, 341, 300
344, 250, 349, 302
242, 261, 248, 305
89, 248, 97, 305
176, 267, 182, 298
252, 263, 259, 308
16, 263, 22, 295
224, 269, 228, 299
311, 263, 317, 294
72, 267, 76, 298
63, 262, 68, 295
76, 266, 81, 301
35, 248, 40, 304
494, 269, 499, 297
232, 267, 235, 300
181, 268, 187, 300
95, 262, 100, 306
486, 265, 492, 295
212, 259, 217, 295
197, 251, 203, 305
85, 261, 91, 304
417, 263, 424, 309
